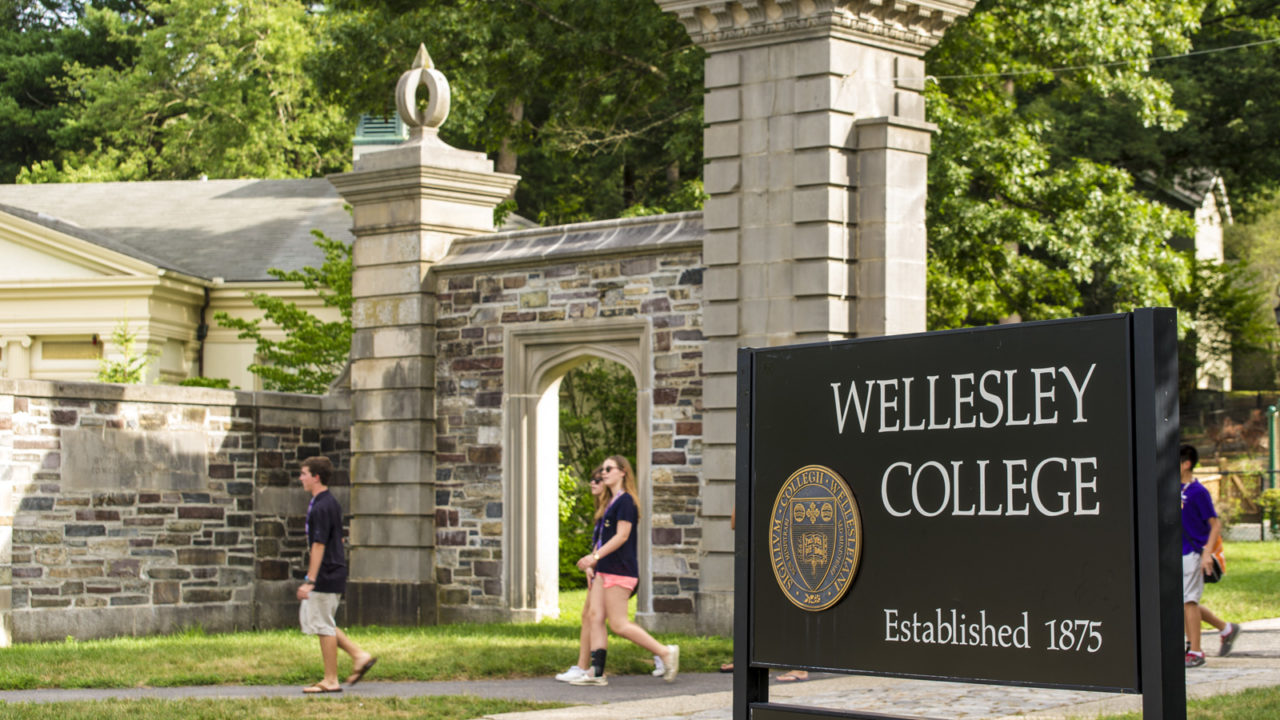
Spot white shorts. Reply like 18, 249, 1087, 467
1182, 552, 1204, 605
300, 591, 341, 636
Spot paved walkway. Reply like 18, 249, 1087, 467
2, 619, 1278, 719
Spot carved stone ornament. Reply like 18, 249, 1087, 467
656, 0, 976, 51
396, 44, 451, 130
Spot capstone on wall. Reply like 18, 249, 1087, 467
432, 247, 705, 618
0, 380, 350, 644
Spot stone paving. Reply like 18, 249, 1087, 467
486, 619, 1280, 720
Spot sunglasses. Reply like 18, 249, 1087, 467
601, 464, 620, 473
589, 476, 603, 484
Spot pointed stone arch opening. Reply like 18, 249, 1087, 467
503, 318, 652, 622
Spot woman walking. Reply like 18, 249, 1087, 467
570, 455, 679, 686
555, 465, 611, 682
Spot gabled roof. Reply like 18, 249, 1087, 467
0, 202, 188, 275
0, 179, 354, 282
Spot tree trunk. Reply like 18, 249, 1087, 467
496, 97, 523, 175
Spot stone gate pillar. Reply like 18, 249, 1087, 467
655, 0, 975, 635
329, 47, 518, 625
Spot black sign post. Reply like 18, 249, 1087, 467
734, 309, 1183, 720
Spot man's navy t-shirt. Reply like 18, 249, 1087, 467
596, 492, 639, 578
306, 489, 348, 593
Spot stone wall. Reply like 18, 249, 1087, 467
433, 244, 705, 623
0, 379, 350, 644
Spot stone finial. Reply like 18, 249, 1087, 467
396, 44, 451, 131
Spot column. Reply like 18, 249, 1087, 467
657, 0, 976, 636
328, 46, 518, 625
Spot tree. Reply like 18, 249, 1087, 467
18, 0, 350, 182
315, 0, 705, 224
213, 231, 352, 394
0, 0, 149, 181
96, 319, 154, 383
924, 0, 1206, 329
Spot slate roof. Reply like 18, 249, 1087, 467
440, 211, 705, 269
0, 179, 354, 282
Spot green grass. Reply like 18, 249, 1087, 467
1099, 685, 1280, 719
0, 695, 560, 720
0, 589, 732, 690
1199, 540, 1280, 623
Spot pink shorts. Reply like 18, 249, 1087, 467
595, 572, 638, 591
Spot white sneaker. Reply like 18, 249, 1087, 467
569, 668, 608, 686
652, 654, 665, 677
555, 665, 587, 682
663, 644, 680, 682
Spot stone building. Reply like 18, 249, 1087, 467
0, 1, 981, 643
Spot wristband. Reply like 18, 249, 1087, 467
304, 575, 314, 584
592, 553, 600, 561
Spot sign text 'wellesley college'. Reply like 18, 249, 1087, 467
743, 313, 1181, 707
831, 364, 1100, 520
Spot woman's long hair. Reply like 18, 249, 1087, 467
591, 466, 614, 522
604, 454, 640, 520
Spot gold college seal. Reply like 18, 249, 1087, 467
769, 465, 862, 611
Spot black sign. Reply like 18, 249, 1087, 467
734, 311, 1185, 720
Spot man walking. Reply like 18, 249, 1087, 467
1180, 444, 1240, 668
297, 456, 377, 693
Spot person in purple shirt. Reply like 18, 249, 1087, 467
1180, 444, 1239, 667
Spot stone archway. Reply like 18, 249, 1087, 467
503, 318, 652, 621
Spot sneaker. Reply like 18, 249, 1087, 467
1185, 651, 1206, 668
555, 665, 587, 683
569, 668, 608, 686
662, 644, 680, 683
652, 654, 665, 677
1219, 622, 1241, 657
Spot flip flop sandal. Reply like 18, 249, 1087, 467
776, 671, 809, 682
303, 683, 343, 694
346, 657, 378, 686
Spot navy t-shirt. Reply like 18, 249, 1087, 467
596, 492, 639, 578
306, 489, 348, 593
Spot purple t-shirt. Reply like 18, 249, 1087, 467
1181, 479, 1217, 556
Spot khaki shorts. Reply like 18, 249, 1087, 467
1183, 552, 1205, 604
300, 591, 341, 636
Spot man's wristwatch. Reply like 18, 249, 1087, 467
304, 575, 314, 584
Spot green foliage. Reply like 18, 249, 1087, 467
17, 0, 349, 183
925, 0, 1201, 330
1172, 257, 1279, 394
316, 0, 705, 224
557, 460, 594, 589
212, 231, 352, 394
177, 377, 233, 389
95, 320, 154, 384
558, 359, 637, 481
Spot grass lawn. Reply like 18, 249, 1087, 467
1100, 684, 1280, 719
1199, 539, 1280, 623
0, 695, 561, 719
0, 588, 732, 690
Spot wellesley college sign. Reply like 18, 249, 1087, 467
733, 310, 1186, 720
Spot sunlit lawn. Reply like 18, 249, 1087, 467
1199, 540, 1280, 623
0, 588, 731, 690
0, 695, 560, 720
1099, 685, 1280, 720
